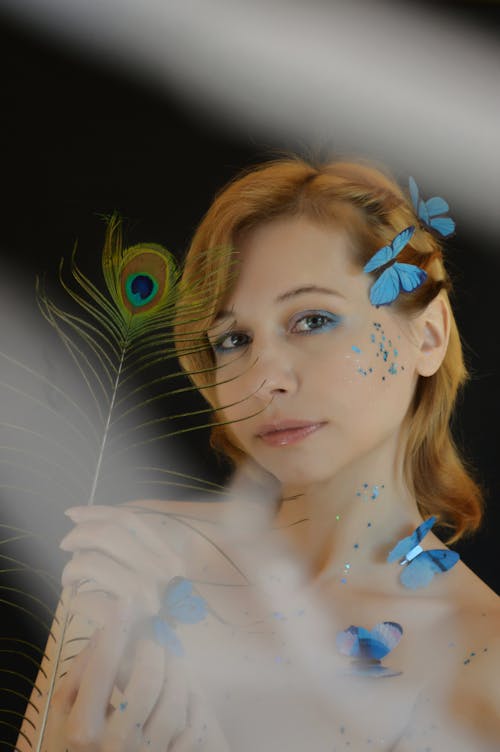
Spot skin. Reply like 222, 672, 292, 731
205, 216, 446, 582
19, 217, 499, 752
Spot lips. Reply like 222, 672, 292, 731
257, 422, 326, 447
256, 419, 326, 437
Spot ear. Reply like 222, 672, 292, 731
414, 294, 451, 377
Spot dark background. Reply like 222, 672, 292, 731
0, 2, 499, 747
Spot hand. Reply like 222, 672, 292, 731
60, 504, 183, 630
45, 601, 230, 752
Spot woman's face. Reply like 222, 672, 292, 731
207, 216, 421, 487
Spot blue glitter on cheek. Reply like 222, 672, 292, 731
371, 322, 401, 378
352, 345, 361, 353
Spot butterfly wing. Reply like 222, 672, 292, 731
369, 622, 403, 659
408, 176, 420, 213
392, 263, 427, 293
408, 178, 454, 237
429, 216, 455, 237
356, 626, 390, 660
387, 516, 436, 562
363, 244, 395, 273
336, 625, 360, 657
364, 226, 415, 274
368, 267, 401, 306
400, 549, 460, 590
152, 616, 185, 656
426, 196, 450, 216
426, 196, 455, 236
164, 577, 208, 624
391, 226, 416, 256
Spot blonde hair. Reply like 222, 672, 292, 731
174, 156, 482, 542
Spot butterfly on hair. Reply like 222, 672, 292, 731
387, 516, 460, 590
363, 225, 427, 307
409, 176, 455, 238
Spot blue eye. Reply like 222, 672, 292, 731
211, 311, 341, 354
212, 331, 250, 354
292, 311, 341, 334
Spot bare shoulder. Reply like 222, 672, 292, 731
440, 559, 499, 692
395, 564, 500, 751
451, 558, 500, 638
452, 564, 500, 718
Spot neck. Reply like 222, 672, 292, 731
273, 433, 424, 591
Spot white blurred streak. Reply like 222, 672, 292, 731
185, 462, 360, 750
1, 0, 499, 235
0, 258, 190, 564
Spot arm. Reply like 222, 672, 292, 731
17, 500, 232, 752
16, 590, 95, 752
40, 602, 231, 752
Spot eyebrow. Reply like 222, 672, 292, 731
213, 285, 345, 323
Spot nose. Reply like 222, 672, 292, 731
249, 347, 300, 400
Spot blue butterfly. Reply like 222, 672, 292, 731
152, 577, 208, 656
409, 176, 455, 237
363, 226, 426, 306
387, 516, 460, 590
336, 621, 403, 677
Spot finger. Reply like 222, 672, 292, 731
60, 519, 178, 582
51, 632, 98, 714
166, 686, 229, 752
62, 550, 160, 614
167, 692, 208, 752
101, 638, 165, 752
65, 505, 182, 564
65, 604, 131, 749
68, 589, 123, 630
139, 648, 189, 750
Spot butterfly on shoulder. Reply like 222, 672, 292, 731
409, 176, 455, 237
152, 577, 208, 656
336, 621, 403, 678
387, 516, 460, 590
363, 226, 427, 307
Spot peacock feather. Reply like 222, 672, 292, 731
0, 214, 274, 750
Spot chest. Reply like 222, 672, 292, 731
177, 581, 434, 752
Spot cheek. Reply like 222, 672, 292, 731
331, 321, 416, 413
347, 321, 404, 377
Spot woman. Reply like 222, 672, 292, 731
18, 157, 500, 751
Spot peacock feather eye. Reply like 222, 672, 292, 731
125, 272, 158, 308
118, 246, 170, 315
